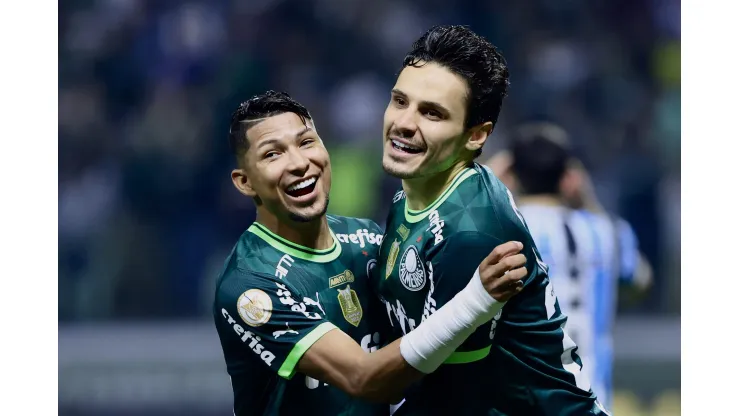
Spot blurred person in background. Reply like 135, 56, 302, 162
213, 90, 525, 415
373, 25, 608, 415
485, 122, 652, 409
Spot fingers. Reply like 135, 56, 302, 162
481, 265, 527, 294
500, 266, 527, 284
482, 241, 523, 266
503, 271, 526, 291
488, 253, 527, 279
479, 242, 529, 302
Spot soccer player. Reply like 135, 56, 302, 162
373, 25, 608, 415
495, 122, 652, 409
213, 90, 527, 416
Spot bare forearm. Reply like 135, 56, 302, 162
352, 338, 422, 403
296, 330, 420, 403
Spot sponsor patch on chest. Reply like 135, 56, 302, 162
329, 269, 355, 289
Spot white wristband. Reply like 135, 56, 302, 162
400, 267, 505, 374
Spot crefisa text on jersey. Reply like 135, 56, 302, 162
221, 308, 276, 366
335, 229, 384, 248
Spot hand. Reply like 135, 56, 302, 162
478, 241, 527, 302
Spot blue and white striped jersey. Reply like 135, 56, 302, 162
518, 203, 642, 409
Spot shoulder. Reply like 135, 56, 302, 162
447, 164, 517, 223
330, 215, 385, 248
569, 210, 623, 246
427, 230, 503, 259
215, 268, 288, 306
221, 227, 281, 274
610, 215, 639, 253
614, 216, 637, 239
330, 214, 384, 235
441, 164, 527, 238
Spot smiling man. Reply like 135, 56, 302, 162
212, 90, 528, 416
372, 26, 610, 415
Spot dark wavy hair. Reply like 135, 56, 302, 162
228, 90, 312, 162
402, 25, 510, 157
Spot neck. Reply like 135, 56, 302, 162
255, 209, 333, 249
518, 194, 563, 207
402, 160, 470, 211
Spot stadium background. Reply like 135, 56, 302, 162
58, 0, 680, 415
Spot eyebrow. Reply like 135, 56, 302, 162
391, 89, 451, 116
294, 125, 313, 138
256, 126, 314, 149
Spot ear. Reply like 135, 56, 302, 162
464, 121, 493, 152
232, 168, 256, 198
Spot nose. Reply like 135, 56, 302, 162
392, 107, 418, 139
286, 147, 310, 175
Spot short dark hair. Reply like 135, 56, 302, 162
402, 25, 510, 157
510, 123, 572, 195
228, 90, 312, 162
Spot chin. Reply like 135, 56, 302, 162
382, 158, 419, 180
288, 196, 330, 223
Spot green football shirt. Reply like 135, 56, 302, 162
213, 215, 389, 416
373, 163, 609, 416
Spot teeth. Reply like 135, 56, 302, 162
392, 139, 420, 151
287, 177, 316, 192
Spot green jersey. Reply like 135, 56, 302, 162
373, 164, 608, 416
213, 215, 389, 416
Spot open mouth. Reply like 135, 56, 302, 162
391, 139, 424, 154
285, 177, 317, 198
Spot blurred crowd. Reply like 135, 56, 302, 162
59, 0, 680, 321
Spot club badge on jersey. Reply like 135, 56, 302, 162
399, 246, 426, 291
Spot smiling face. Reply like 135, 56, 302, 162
232, 112, 331, 223
382, 62, 488, 180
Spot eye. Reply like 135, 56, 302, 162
263, 151, 279, 159
393, 96, 407, 107
423, 109, 442, 120
300, 138, 315, 147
